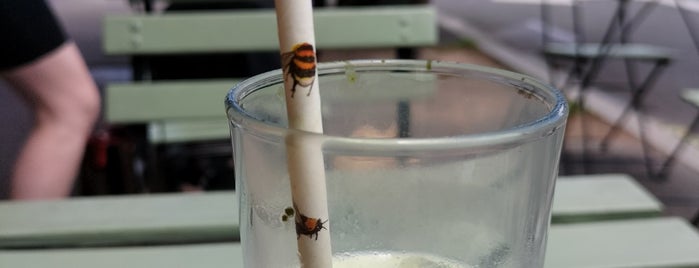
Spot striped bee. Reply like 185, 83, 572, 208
296, 211, 327, 241
293, 203, 327, 241
282, 42, 316, 97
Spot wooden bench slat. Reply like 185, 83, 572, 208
544, 43, 674, 61
105, 79, 237, 123
103, 5, 438, 144
545, 217, 699, 268
0, 174, 662, 248
103, 5, 437, 55
148, 118, 230, 144
2, 218, 698, 268
553, 174, 664, 223
106, 64, 438, 142
0, 243, 242, 268
0, 192, 238, 248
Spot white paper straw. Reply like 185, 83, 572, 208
274, 1, 333, 267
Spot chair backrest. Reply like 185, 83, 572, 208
103, 5, 438, 144
104, 6, 437, 55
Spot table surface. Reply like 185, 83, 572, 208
0, 174, 695, 267
1, 218, 698, 268
0, 174, 664, 248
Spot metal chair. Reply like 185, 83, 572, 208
541, 0, 673, 177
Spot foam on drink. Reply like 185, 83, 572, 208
331, 252, 472, 268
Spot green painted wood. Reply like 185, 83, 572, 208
148, 118, 230, 144
106, 61, 437, 143
103, 5, 437, 54
0, 243, 242, 268
105, 79, 237, 123
104, 6, 437, 145
544, 43, 674, 61
2, 218, 698, 268
0, 174, 663, 248
0, 192, 238, 248
545, 217, 699, 268
553, 174, 664, 224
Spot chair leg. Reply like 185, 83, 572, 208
578, 87, 592, 174
396, 48, 412, 141
575, 0, 656, 92
635, 98, 655, 178
598, 60, 668, 151
655, 112, 699, 179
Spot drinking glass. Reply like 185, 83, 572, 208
225, 60, 568, 267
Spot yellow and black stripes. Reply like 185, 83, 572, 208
282, 42, 317, 97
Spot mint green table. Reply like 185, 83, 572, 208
0, 174, 663, 248
552, 173, 663, 223
0, 192, 238, 248
1, 174, 697, 267
1, 218, 698, 268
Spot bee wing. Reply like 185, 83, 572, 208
281, 51, 294, 74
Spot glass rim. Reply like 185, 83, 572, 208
225, 59, 568, 151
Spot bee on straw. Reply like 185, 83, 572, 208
296, 212, 327, 241
293, 203, 327, 240
282, 42, 316, 97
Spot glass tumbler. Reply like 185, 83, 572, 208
225, 60, 568, 268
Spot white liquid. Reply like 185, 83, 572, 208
331, 252, 471, 268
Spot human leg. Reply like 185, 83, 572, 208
2, 42, 100, 199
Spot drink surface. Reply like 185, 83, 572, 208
330, 252, 472, 268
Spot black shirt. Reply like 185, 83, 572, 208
0, 0, 67, 71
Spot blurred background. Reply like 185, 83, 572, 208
1, 0, 697, 219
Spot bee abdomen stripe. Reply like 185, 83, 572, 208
293, 65, 316, 77
296, 49, 315, 57
295, 43, 314, 51
294, 58, 316, 70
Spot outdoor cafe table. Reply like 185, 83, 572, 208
1, 174, 699, 267
2, 217, 699, 268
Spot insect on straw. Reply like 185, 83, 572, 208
274, 1, 333, 267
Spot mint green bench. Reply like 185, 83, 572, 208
552, 173, 663, 223
1, 218, 698, 268
2, 174, 697, 267
545, 217, 699, 267
0, 174, 662, 248
105, 80, 235, 143
103, 6, 437, 55
103, 5, 438, 144
0, 243, 243, 268
0, 192, 238, 248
